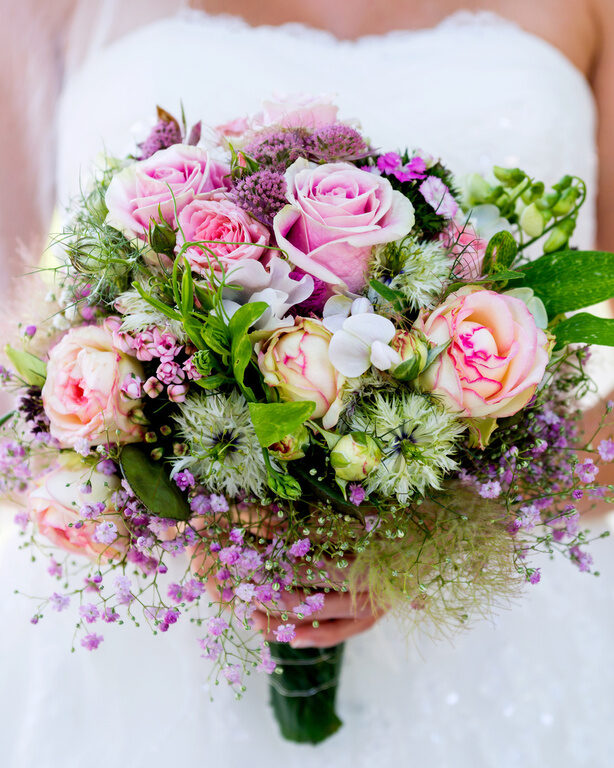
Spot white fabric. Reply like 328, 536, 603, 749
2, 6, 614, 767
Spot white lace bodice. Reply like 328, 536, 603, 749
2, 7, 612, 768
57, 7, 597, 248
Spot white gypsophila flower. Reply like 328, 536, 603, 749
115, 288, 188, 341
371, 238, 451, 311
172, 391, 269, 497
347, 391, 465, 501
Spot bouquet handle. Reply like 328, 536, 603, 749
268, 641, 345, 744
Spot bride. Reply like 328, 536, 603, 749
1, 1, 614, 765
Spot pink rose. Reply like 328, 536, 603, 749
274, 159, 414, 292
176, 196, 270, 276
440, 220, 487, 280
105, 145, 229, 239
29, 458, 127, 561
257, 318, 346, 429
42, 325, 145, 448
414, 287, 549, 418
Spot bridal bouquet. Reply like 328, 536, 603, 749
3, 98, 614, 744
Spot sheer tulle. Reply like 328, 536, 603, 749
2, 7, 613, 767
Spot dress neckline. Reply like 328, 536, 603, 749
178, 6, 591, 90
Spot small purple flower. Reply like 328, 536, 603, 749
50, 593, 70, 612
93, 521, 118, 546
289, 538, 311, 558
80, 502, 106, 520
79, 603, 100, 624
198, 636, 222, 661
419, 176, 458, 218
120, 374, 143, 400
348, 483, 366, 506
572, 489, 584, 500
258, 643, 277, 675
167, 583, 184, 603
517, 504, 541, 530
138, 117, 182, 160
209, 494, 229, 513
305, 593, 325, 613
377, 152, 402, 173
528, 568, 541, 585
79, 482, 92, 495
164, 608, 180, 625
47, 559, 62, 578
232, 169, 288, 227
570, 545, 594, 573
223, 664, 242, 686
219, 545, 241, 566
190, 493, 211, 515
102, 607, 119, 623
274, 623, 296, 643
478, 480, 501, 499
208, 616, 229, 637
394, 156, 427, 183
13, 512, 29, 531
598, 438, 614, 462
576, 458, 599, 483
81, 633, 104, 651
174, 470, 196, 491
96, 459, 117, 476
235, 583, 256, 602
24, 325, 37, 338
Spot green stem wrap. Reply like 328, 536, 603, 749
268, 641, 345, 744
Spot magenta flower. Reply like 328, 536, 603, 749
377, 152, 402, 173
598, 438, 614, 462
576, 458, 599, 483
81, 633, 104, 651
274, 623, 297, 643
478, 480, 501, 499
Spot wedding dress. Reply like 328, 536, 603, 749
1, 4, 614, 766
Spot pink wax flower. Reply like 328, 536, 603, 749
42, 325, 145, 449
175, 195, 270, 277
274, 159, 415, 292
415, 286, 550, 419
105, 145, 229, 240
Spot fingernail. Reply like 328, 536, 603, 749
290, 638, 313, 649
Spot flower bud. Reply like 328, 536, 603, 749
463, 173, 493, 206
149, 220, 177, 256
268, 425, 310, 461
519, 202, 546, 238
493, 166, 526, 187
551, 187, 579, 217
390, 330, 429, 381
330, 432, 382, 482
543, 217, 576, 253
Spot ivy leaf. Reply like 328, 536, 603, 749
249, 401, 316, 447
482, 231, 518, 274
5, 346, 47, 387
519, 250, 614, 315
553, 312, 614, 348
228, 302, 267, 391
119, 445, 190, 521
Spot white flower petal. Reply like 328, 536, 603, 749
322, 314, 348, 333
370, 341, 401, 371
350, 297, 374, 315
341, 313, 396, 345
328, 330, 371, 377
323, 294, 353, 318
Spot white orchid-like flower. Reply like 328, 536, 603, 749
220, 257, 314, 331
323, 295, 401, 377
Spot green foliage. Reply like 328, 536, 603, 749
369, 279, 406, 312
5, 346, 46, 387
482, 230, 518, 274
248, 401, 316, 447
228, 302, 267, 399
553, 313, 614, 348
520, 249, 614, 315
120, 444, 190, 521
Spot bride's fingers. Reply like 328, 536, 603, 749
290, 615, 380, 648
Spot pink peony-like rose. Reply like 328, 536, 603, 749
257, 318, 346, 429
440, 220, 488, 280
42, 325, 145, 449
414, 286, 550, 418
29, 457, 126, 560
105, 145, 229, 239
176, 196, 270, 276
274, 159, 414, 292
256, 95, 339, 130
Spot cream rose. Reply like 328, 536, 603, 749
42, 325, 145, 448
414, 286, 549, 418
29, 457, 126, 560
257, 318, 346, 429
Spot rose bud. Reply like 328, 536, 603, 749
390, 330, 430, 382
330, 432, 382, 482
268, 425, 310, 461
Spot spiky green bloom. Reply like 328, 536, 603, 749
116, 287, 188, 341
370, 237, 451, 311
173, 391, 268, 497
347, 391, 465, 501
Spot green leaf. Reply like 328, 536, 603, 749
369, 279, 405, 311
119, 444, 190, 521
193, 373, 231, 390
553, 312, 614, 348
180, 258, 194, 316
201, 315, 230, 357
519, 250, 614, 315
482, 230, 518, 273
228, 301, 268, 339
0, 410, 16, 429
5, 346, 47, 387
249, 401, 315, 447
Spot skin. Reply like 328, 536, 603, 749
3, 0, 614, 647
